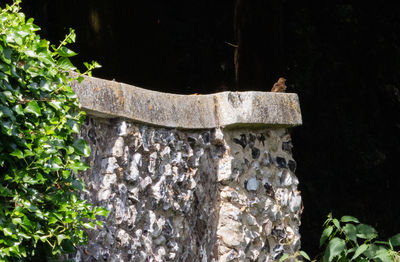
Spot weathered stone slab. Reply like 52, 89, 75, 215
71, 75, 302, 129
67, 75, 304, 261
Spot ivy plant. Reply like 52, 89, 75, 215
0, 0, 107, 260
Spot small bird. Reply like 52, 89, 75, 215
271, 77, 287, 92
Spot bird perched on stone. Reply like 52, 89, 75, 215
271, 77, 287, 92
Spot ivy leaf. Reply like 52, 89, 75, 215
73, 138, 90, 157
70, 194, 77, 203
2, 90, 14, 102
77, 75, 84, 83
24, 101, 41, 117
37, 51, 55, 66
95, 220, 104, 227
23, 149, 34, 157
71, 179, 84, 191
1, 47, 12, 64
62, 170, 71, 179
83, 222, 95, 229
0, 64, 11, 77
61, 239, 75, 253
17, 232, 31, 240
0, 71, 8, 80
3, 227, 13, 236
2, 121, 17, 136
10, 149, 24, 159
66, 146, 75, 154
57, 57, 76, 71
95, 207, 109, 217
48, 100, 62, 111
39, 80, 52, 92
56, 234, 68, 245
66, 28, 76, 43
13, 104, 24, 115
11, 217, 22, 225
38, 235, 48, 243
67, 119, 79, 133
22, 215, 33, 230
67, 161, 89, 172
56, 47, 77, 57
0, 105, 16, 121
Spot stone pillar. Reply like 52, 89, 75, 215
71, 76, 302, 262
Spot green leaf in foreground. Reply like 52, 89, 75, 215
351, 244, 369, 260
374, 249, 393, 262
0, 0, 104, 259
10, 149, 24, 159
320, 225, 333, 247
73, 138, 90, 157
299, 251, 311, 261
24, 100, 41, 116
56, 234, 69, 245
340, 215, 360, 224
332, 218, 340, 229
57, 57, 76, 71
56, 46, 77, 57
343, 223, 357, 243
278, 254, 290, 262
323, 238, 346, 262
389, 233, 400, 247
356, 224, 377, 240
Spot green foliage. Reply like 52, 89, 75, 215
0, 1, 107, 260
317, 213, 400, 262
279, 250, 311, 262
280, 214, 400, 262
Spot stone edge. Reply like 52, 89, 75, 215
71, 75, 302, 129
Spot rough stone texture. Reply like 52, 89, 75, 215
70, 75, 302, 129
216, 129, 302, 261
68, 76, 303, 261
73, 117, 302, 261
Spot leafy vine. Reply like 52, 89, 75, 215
0, 1, 107, 260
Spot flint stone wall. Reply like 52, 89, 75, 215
71, 76, 303, 262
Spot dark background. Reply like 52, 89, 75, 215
14, 0, 400, 256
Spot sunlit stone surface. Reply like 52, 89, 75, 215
69, 75, 303, 261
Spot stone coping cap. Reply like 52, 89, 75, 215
71, 75, 302, 129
